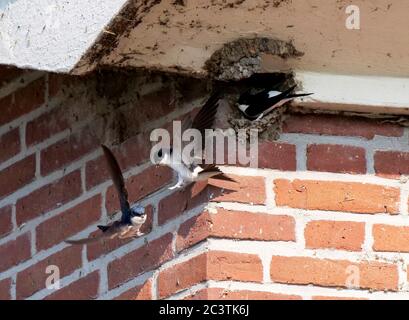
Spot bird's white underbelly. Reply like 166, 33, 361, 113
131, 215, 147, 227
169, 162, 194, 181
238, 104, 249, 112
268, 90, 281, 98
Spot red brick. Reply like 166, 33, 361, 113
158, 189, 191, 226
48, 73, 72, 98
210, 175, 266, 205
158, 251, 262, 298
0, 128, 20, 163
113, 132, 153, 169
45, 271, 99, 300
140, 88, 175, 116
122, 88, 175, 128
159, 178, 265, 226
186, 288, 301, 300
106, 166, 172, 215
0, 155, 35, 199
0, 78, 45, 126
176, 210, 295, 252
207, 251, 263, 283
158, 254, 207, 299
0, 278, 11, 300
274, 179, 399, 214
87, 205, 153, 261
270, 256, 398, 291
0, 206, 13, 239
373, 224, 409, 252
41, 126, 99, 175
85, 156, 110, 191
114, 279, 152, 300
283, 113, 403, 140
307, 144, 366, 174
157, 181, 217, 225
85, 133, 151, 190
202, 137, 294, 169
305, 220, 365, 251
108, 233, 174, 289
176, 212, 212, 250
374, 151, 409, 178
16, 171, 82, 226
258, 141, 296, 171
0, 95, 13, 126
16, 246, 82, 299
212, 210, 294, 241
0, 233, 31, 273
26, 107, 70, 146
0, 66, 24, 85
36, 195, 101, 251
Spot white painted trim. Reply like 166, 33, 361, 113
296, 71, 409, 110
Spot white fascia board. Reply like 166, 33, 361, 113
0, 0, 129, 72
296, 71, 409, 111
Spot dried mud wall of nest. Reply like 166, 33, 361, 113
205, 37, 304, 81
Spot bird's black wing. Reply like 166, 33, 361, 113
191, 91, 221, 148
245, 85, 296, 119
181, 91, 221, 168
101, 145, 131, 223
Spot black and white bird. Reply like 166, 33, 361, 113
237, 85, 313, 121
66, 145, 147, 245
154, 92, 234, 190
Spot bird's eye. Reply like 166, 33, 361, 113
158, 149, 163, 158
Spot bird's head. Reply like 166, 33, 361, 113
130, 205, 146, 217
237, 90, 253, 106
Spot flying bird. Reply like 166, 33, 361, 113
154, 92, 235, 190
65, 145, 147, 245
237, 85, 313, 121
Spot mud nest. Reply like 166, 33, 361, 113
205, 37, 304, 81
229, 105, 289, 142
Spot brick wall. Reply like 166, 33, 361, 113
1, 67, 409, 300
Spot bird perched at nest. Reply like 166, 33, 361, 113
65, 145, 147, 245
153, 91, 235, 190
237, 85, 313, 121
